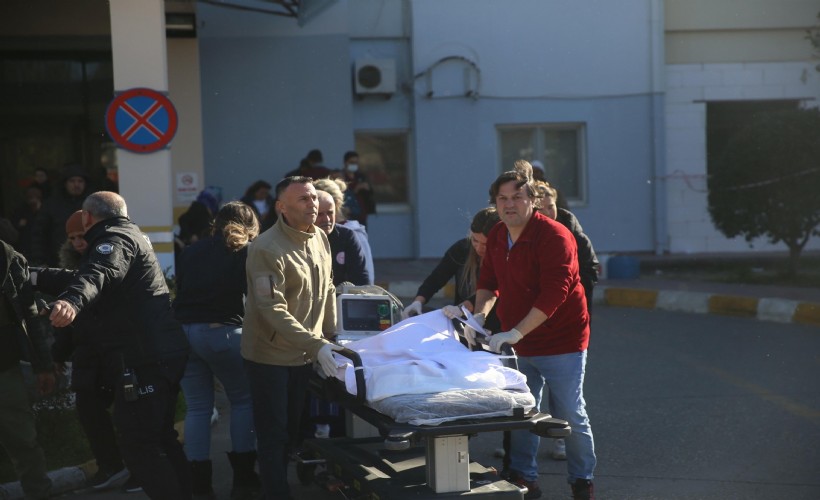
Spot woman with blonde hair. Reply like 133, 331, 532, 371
174, 201, 261, 499
402, 207, 502, 333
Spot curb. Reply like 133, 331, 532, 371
0, 466, 87, 500
595, 285, 820, 326
380, 279, 820, 326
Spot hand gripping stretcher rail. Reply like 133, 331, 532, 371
295, 285, 571, 499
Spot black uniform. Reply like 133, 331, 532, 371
555, 208, 598, 311
47, 216, 190, 500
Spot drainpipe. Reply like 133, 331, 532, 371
649, 0, 668, 255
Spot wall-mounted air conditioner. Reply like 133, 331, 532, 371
354, 59, 396, 96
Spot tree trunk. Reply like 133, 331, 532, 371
786, 243, 803, 277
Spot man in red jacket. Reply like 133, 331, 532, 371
471, 166, 596, 500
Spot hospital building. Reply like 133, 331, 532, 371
2, 0, 819, 270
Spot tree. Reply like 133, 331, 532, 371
708, 107, 820, 275
807, 11, 820, 71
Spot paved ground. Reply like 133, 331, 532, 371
3, 254, 819, 499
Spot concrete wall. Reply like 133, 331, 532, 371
348, 1, 415, 257
666, 0, 820, 63
408, 0, 663, 257
168, 38, 205, 220
665, 61, 820, 253
197, 2, 354, 205
664, 0, 820, 253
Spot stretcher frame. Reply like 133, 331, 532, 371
302, 342, 571, 498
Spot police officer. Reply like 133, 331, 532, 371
43, 191, 191, 500
0, 240, 54, 500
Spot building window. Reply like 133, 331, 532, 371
498, 124, 586, 203
354, 131, 409, 205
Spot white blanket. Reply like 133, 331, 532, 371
334, 311, 529, 402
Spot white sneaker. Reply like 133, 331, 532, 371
315, 424, 331, 438
210, 407, 219, 426
551, 438, 567, 460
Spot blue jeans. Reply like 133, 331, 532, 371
180, 323, 255, 460
510, 351, 596, 483
245, 359, 312, 500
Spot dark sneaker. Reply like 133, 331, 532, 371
87, 467, 129, 490
121, 474, 143, 493
570, 478, 594, 500
508, 473, 542, 499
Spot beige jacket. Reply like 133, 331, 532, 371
241, 217, 336, 366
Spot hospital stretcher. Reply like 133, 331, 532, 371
298, 340, 571, 499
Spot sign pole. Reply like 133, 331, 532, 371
109, 0, 176, 272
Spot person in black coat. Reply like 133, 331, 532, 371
173, 201, 261, 499
314, 190, 369, 286
0, 240, 54, 500
38, 210, 135, 491
240, 180, 276, 232
30, 164, 93, 266
402, 207, 502, 333
40, 192, 191, 500
535, 181, 599, 311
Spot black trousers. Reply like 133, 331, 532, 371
113, 357, 191, 500
74, 382, 123, 473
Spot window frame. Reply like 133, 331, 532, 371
353, 128, 412, 213
496, 122, 588, 206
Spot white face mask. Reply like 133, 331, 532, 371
347, 163, 359, 173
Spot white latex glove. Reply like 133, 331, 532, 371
488, 328, 523, 353
441, 305, 463, 319
463, 312, 485, 348
317, 343, 344, 378
402, 300, 423, 319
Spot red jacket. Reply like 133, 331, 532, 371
477, 211, 589, 356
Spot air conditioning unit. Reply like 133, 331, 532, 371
354, 59, 396, 96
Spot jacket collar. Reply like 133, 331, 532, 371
276, 216, 317, 244
83, 216, 131, 242
503, 210, 548, 245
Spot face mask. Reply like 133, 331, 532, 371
347, 164, 359, 173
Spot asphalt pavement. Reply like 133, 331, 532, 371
3, 255, 819, 499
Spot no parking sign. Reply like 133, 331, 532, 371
105, 88, 178, 153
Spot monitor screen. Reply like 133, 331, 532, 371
341, 298, 392, 332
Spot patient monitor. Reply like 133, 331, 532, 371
335, 284, 403, 341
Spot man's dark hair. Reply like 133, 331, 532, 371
487, 170, 537, 204
83, 191, 128, 219
307, 149, 323, 163
275, 176, 313, 200
343, 151, 359, 163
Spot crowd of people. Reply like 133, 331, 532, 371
0, 152, 598, 500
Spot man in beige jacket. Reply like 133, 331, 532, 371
241, 176, 340, 500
